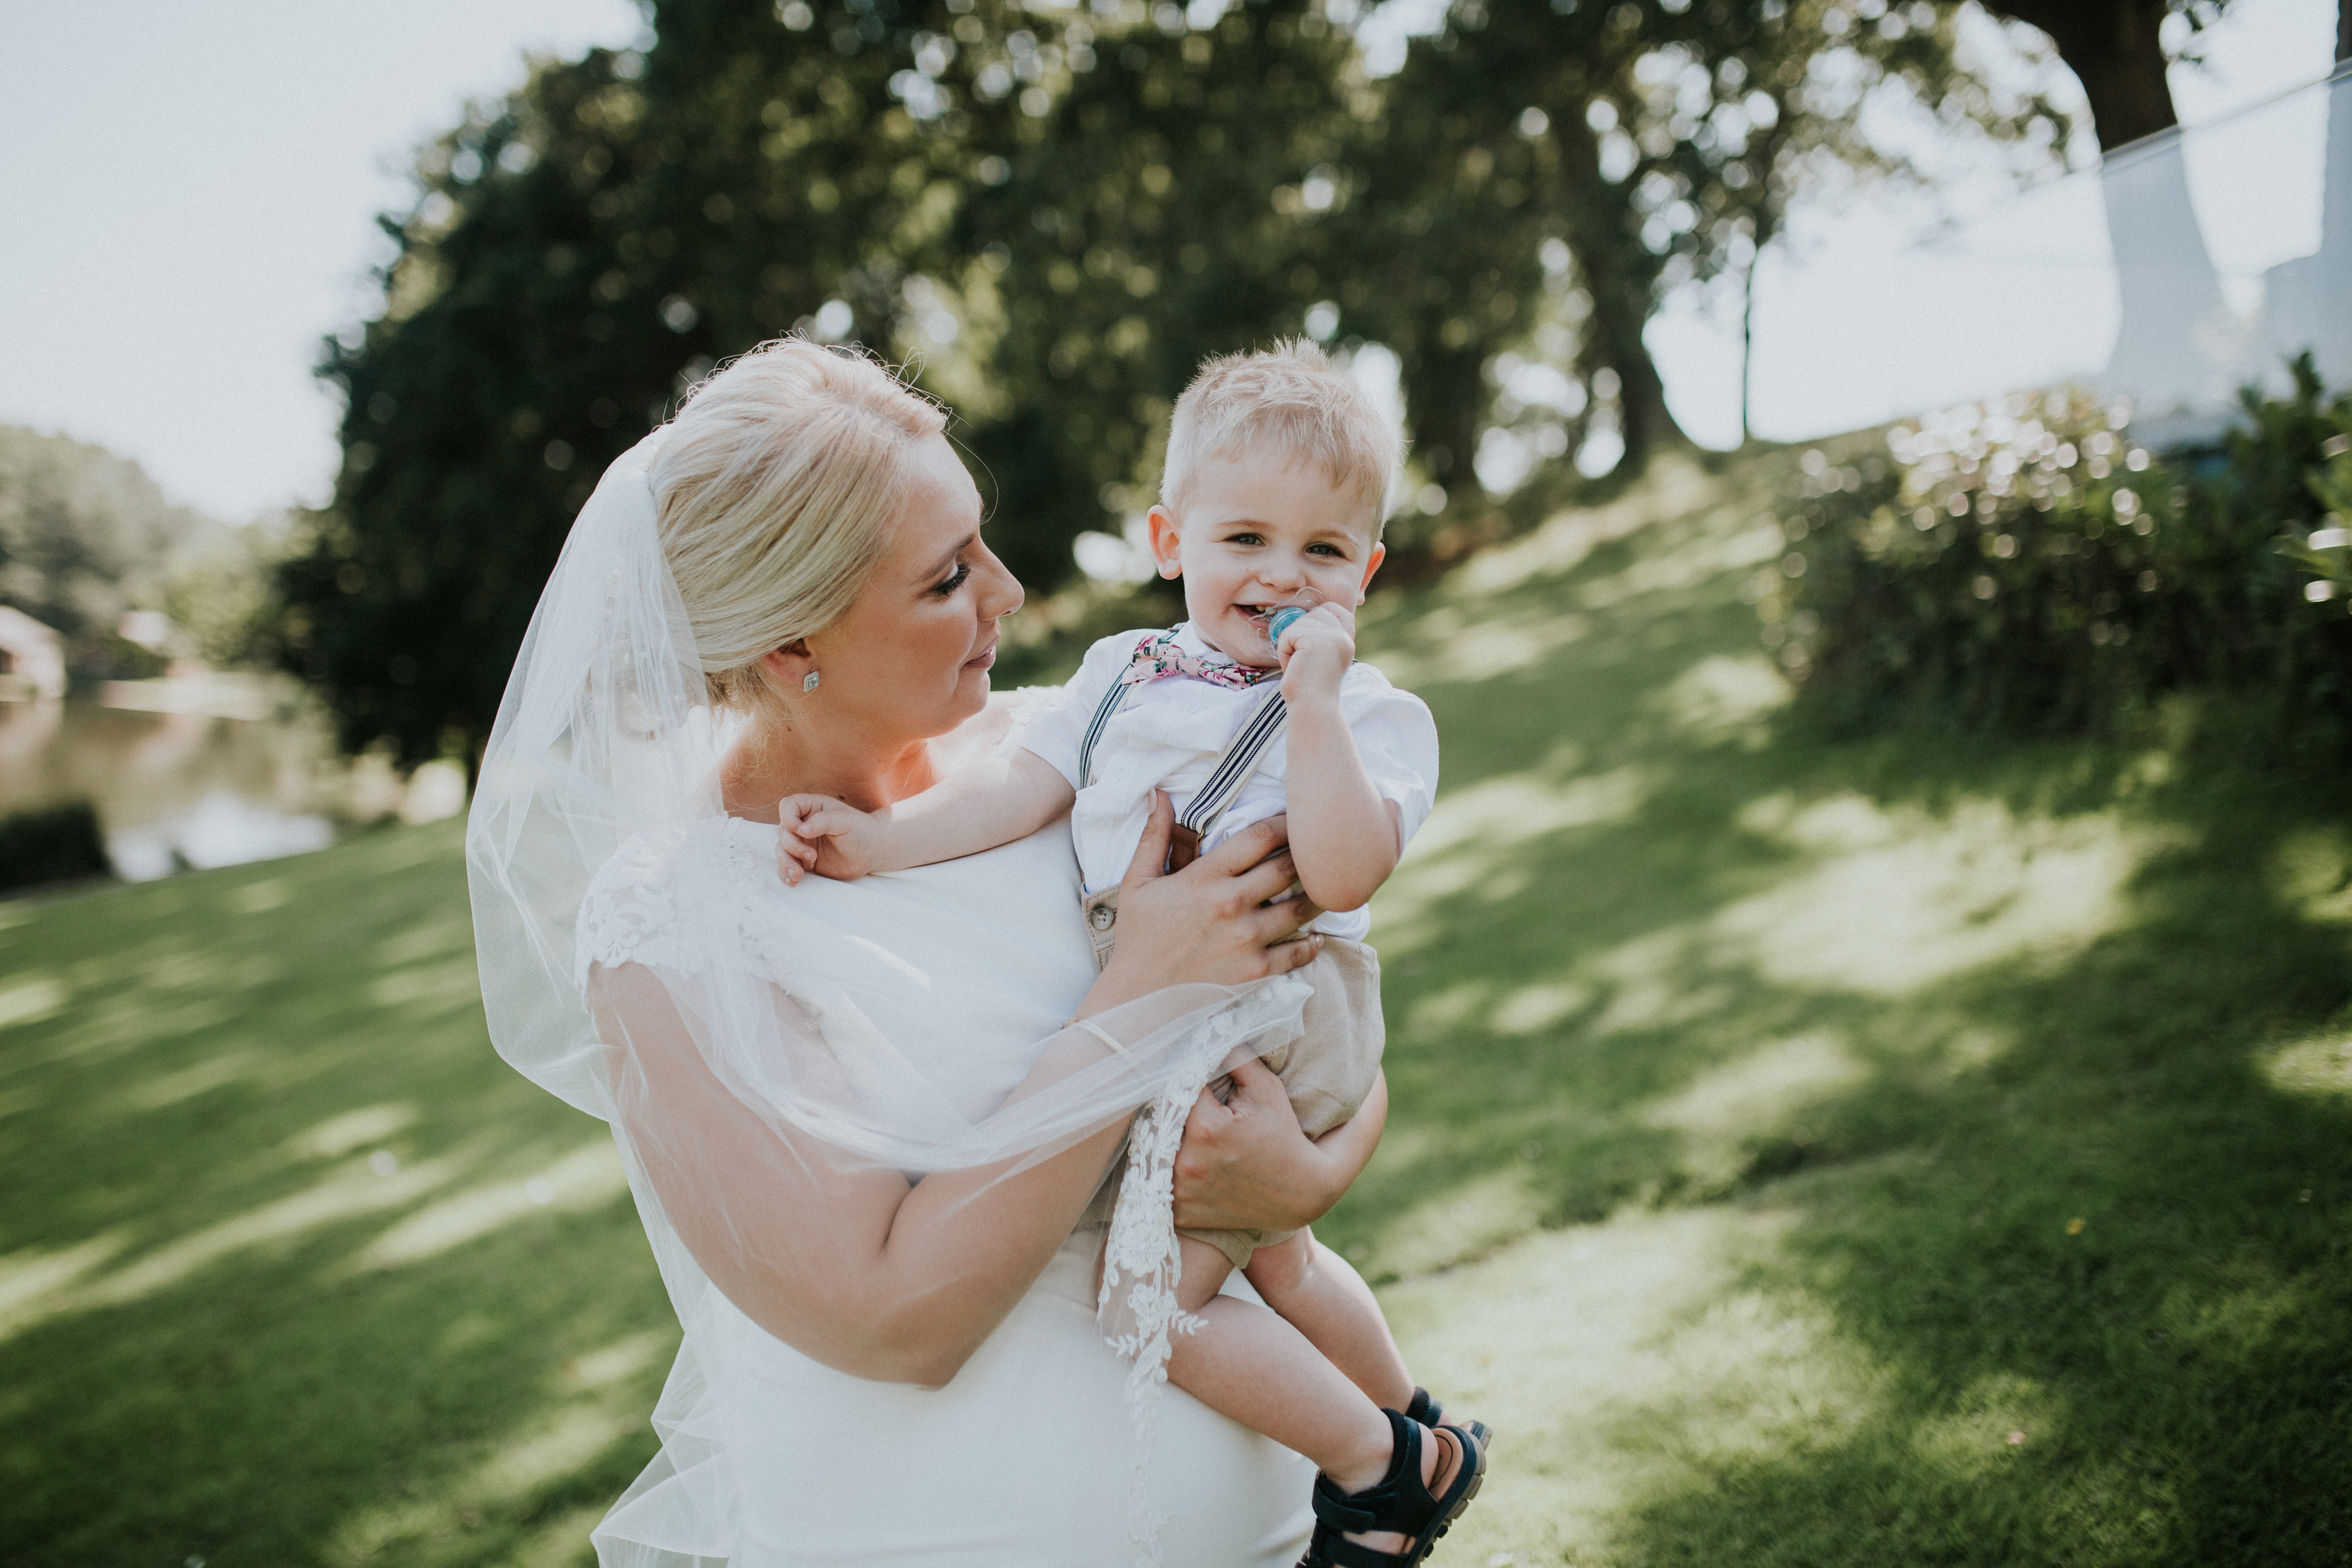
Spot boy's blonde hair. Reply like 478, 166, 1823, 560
1161, 339, 1399, 525
652, 338, 946, 714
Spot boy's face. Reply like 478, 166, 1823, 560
1147, 445, 1386, 667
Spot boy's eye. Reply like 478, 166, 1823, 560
1307, 542, 1344, 558
933, 561, 972, 595
1225, 532, 1264, 547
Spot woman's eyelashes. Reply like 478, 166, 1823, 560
932, 561, 972, 596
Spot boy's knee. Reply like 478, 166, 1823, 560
1240, 1229, 1315, 1296
1175, 1234, 1238, 1310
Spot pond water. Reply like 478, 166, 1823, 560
0, 698, 345, 881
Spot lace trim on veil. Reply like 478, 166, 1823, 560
1096, 972, 1307, 1568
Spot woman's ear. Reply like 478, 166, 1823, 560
1146, 506, 1184, 580
758, 640, 817, 695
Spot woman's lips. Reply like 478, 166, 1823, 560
965, 637, 999, 670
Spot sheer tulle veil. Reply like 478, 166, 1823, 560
465, 420, 1306, 1564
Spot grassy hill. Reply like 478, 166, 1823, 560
4, 446, 2349, 1566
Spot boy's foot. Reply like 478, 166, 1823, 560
1404, 1386, 1491, 1453
1299, 1410, 1487, 1566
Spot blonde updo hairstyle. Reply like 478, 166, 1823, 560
650, 338, 947, 715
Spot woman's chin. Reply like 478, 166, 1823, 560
950, 669, 994, 719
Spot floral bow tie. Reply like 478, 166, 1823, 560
1116, 629, 1274, 691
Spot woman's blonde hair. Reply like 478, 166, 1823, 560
651, 338, 946, 712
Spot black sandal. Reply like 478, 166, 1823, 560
1296, 1408, 1488, 1567
1404, 1387, 1491, 1452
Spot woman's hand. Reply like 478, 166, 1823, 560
1076, 794, 1324, 1015
1171, 1061, 1388, 1234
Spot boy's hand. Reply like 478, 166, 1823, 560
1274, 601, 1356, 706
776, 794, 885, 884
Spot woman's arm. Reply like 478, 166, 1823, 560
1170, 1060, 1388, 1235
605, 798, 1326, 1386
605, 965, 1158, 1385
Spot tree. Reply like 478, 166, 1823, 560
1954, 2, 2256, 418
1968, 0, 2217, 152
285, 0, 976, 775
948, 0, 1365, 584
1349, 0, 2066, 487
283, 0, 2083, 767
0, 425, 252, 679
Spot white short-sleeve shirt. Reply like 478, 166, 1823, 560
1019, 621, 1439, 943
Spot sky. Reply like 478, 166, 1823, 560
0, 1, 645, 520
0, 0, 2339, 520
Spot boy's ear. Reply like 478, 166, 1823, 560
1356, 540, 1387, 602
1145, 506, 1184, 580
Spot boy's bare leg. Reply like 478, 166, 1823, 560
1240, 1230, 1413, 1412
1169, 1236, 1448, 1556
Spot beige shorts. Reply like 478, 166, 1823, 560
1079, 884, 1385, 1270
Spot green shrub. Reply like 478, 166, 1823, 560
0, 802, 112, 892
1756, 358, 2352, 753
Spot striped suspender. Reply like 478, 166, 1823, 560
1079, 636, 1290, 855
1177, 683, 1288, 844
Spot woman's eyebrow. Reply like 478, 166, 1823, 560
916, 533, 976, 581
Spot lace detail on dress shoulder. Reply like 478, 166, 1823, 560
574, 828, 719, 989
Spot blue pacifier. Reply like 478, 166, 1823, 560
1265, 589, 1325, 649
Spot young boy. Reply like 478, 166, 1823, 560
777, 340, 1484, 1559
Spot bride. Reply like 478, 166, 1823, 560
468, 338, 1393, 1566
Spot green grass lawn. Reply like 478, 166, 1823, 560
5, 446, 2350, 1566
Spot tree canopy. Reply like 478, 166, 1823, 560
286, 0, 2071, 772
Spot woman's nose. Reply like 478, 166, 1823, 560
976, 542, 1024, 620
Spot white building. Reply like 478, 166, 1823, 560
0, 606, 67, 700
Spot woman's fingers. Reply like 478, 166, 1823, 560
1197, 811, 1290, 876
1269, 932, 1323, 974
1223, 1053, 1286, 1103
1122, 789, 1175, 887
1235, 853, 1307, 911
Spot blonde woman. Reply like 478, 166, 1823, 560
469, 338, 1387, 1566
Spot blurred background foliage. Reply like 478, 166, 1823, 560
0, 426, 286, 683
278, 0, 2092, 775
1757, 359, 2352, 755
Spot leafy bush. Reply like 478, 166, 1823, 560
1755, 359, 2352, 754
0, 802, 111, 892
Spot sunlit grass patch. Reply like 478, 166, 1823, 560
0, 818, 672, 1566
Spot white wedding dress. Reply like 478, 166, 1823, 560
581, 814, 1315, 1567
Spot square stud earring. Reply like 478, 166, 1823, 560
801, 670, 821, 694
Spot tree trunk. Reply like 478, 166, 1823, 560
1613, 341, 1685, 466
2339, 0, 2350, 67
1397, 339, 1489, 506
1570, 228, 1688, 468
1975, 0, 2178, 151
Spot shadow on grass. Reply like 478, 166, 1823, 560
1329, 455, 2352, 1565
0, 820, 671, 1567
